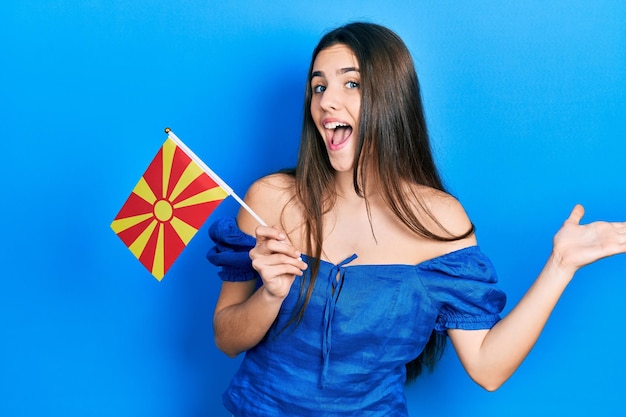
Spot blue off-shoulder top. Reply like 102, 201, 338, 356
207, 217, 507, 417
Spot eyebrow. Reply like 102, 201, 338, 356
311, 67, 360, 78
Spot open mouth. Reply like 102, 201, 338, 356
324, 121, 353, 150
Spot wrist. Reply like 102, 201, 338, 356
546, 251, 577, 284
259, 284, 288, 306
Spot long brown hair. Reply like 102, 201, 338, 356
286, 22, 474, 383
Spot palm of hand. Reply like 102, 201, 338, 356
553, 205, 626, 273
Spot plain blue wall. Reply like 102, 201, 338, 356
2, 1, 625, 416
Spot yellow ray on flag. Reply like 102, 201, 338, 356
111, 129, 265, 281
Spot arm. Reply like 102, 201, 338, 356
213, 176, 308, 357
449, 204, 626, 391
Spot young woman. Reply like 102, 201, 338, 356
207, 22, 626, 416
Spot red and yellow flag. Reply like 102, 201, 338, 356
111, 136, 228, 280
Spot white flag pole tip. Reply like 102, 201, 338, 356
163, 128, 268, 227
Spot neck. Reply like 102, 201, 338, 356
332, 169, 382, 202
333, 170, 357, 197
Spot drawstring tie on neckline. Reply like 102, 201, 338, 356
320, 253, 358, 388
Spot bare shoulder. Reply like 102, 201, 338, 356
246, 172, 295, 200
236, 173, 298, 235
413, 185, 477, 246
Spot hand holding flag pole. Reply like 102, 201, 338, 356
111, 128, 267, 280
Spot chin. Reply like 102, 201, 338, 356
330, 161, 355, 173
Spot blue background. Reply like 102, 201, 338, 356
2, 1, 625, 416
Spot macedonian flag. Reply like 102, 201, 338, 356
111, 131, 229, 280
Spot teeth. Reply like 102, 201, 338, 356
324, 122, 349, 129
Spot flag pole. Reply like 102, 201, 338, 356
164, 128, 268, 227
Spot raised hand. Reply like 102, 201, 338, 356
552, 204, 626, 275
249, 225, 308, 300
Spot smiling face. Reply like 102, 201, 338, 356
310, 44, 362, 173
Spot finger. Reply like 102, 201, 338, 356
255, 225, 288, 242
251, 250, 307, 270
250, 238, 302, 261
252, 255, 308, 276
265, 239, 303, 257
257, 263, 307, 278
566, 204, 585, 225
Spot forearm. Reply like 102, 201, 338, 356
214, 286, 285, 357
450, 204, 626, 390
455, 253, 575, 390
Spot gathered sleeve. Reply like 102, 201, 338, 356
206, 217, 259, 282
417, 246, 507, 332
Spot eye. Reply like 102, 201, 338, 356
346, 81, 360, 89
313, 84, 326, 94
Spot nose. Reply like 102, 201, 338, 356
319, 85, 340, 111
